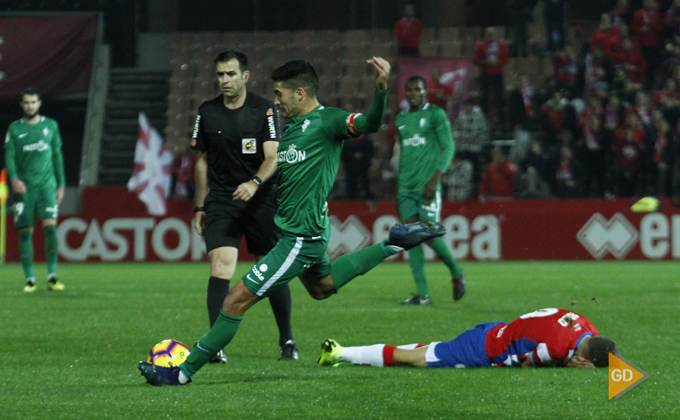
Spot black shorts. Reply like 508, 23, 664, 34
203, 188, 279, 256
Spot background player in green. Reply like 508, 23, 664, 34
139, 57, 447, 386
4, 88, 66, 292
395, 76, 465, 305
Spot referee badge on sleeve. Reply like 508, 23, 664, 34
242, 138, 257, 154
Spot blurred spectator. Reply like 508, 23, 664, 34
578, 96, 604, 132
427, 68, 453, 111
632, 0, 663, 89
555, 145, 584, 197
473, 27, 509, 127
539, 89, 576, 145
453, 98, 489, 176
604, 94, 624, 133
655, 79, 680, 128
341, 135, 375, 200
579, 115, 610, 196
624, 91, 653, 128
613, 0, 634, 28
612, 37, 646, 85
479, 147, 517, 199
520, 139, 554, 197
552, 44, 581, 92
508, 125, 533, 163
592, 13, 621, 60
544, 0, 566, 53
171, 147, 197, 200
510, 0, 537, 57
652, 78, 680, 107
584, 47, 611, 99
508, 75, 534, 128
663, 0, 680, 39
661, 34, 680, 77
650, 118, 677, 196
611, 120, 645, 197
442, 155, 474, 200
395, 3, 423, 56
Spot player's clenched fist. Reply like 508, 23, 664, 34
367, 56, 390, 93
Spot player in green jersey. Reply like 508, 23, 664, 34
4, 88, 66, 292
395, 76, 465, 305
139, 57, 447, 386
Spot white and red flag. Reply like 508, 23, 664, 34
127, 112, 174, 216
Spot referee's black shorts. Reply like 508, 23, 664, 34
203, 188, 279, 256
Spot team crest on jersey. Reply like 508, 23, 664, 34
278, 143, 306, 164
419, 118, 426, 127
302, 119, 310, 132
242, 138, 256, 154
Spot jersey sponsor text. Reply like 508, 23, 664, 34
22, 140, 50, 152
278, 144, 306, 164
402, 134, 426, 147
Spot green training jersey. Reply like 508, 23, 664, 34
395, 103, 454, 194
4, 116, 65, 190
275, 90, 387, 237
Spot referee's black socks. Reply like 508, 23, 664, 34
207, 276, 230, 327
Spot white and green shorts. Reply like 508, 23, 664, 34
242, 229, 332, 297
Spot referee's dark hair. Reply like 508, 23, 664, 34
405, 75, 427, 88
20, 87, 41, 100
271, 60, 319, 97
214, 49, 249, 73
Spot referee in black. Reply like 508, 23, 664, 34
191, 50, 297, 362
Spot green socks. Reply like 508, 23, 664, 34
407, 245, 429, 297
19, 230, 34, 280
181, 310, 243, 378
44, 224, 59, 277
331, 242, 397, 291
428, 237, 463, 277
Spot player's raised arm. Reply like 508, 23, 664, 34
346, 57, 391, 136
368, 56, 390, 93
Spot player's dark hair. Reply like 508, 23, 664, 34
20, 88, 40, 100
271, 60, 319, 97
586, 336, 618, 367
214, 49, 249, 73
405, 75, 426, 89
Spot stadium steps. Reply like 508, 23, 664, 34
98, 68, 170, 185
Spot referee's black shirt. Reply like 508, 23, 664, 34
190, 92, 280, 197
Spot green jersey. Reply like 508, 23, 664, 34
4, 116, 65, 190
395, 103, 454, 194
275, 90, 387, 237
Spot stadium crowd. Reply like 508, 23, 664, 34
442, 0, 680, 202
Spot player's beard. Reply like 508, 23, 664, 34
23, 109, 39, 119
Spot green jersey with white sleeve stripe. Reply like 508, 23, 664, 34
275, 90, 387, 237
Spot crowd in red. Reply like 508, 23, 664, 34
477, 0, 680, 201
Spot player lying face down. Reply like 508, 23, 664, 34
319, 308, 617, 369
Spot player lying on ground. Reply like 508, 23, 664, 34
319, 308, 617, 368
139, 57, 447, 386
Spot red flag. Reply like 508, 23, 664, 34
127, 112, 174, 216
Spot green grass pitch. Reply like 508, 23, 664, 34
1, 260, 678, 419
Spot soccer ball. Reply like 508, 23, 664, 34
147, 340, 190, 367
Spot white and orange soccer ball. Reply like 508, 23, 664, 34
147, 340, 190, 367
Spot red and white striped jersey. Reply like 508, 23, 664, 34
485, 308, 599, 367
